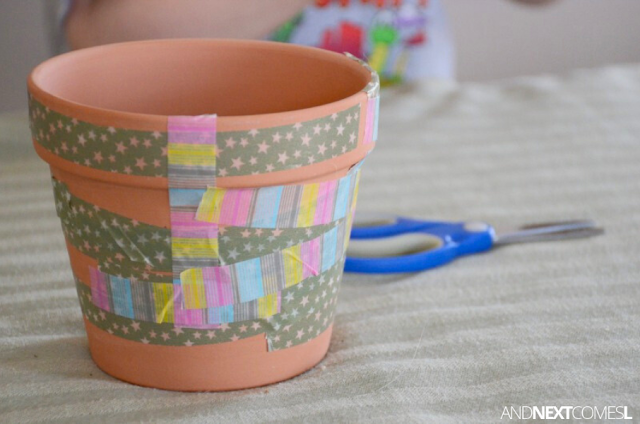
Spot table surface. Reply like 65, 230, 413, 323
1, 65, 639, 423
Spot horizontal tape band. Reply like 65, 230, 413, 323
195, 163, 361, 228
179, 219, 348, 309
88, 259, 344, 327
30, 97, 363, 178
29, 96, 168, 178
215, 104, 362, 176
77, 255, 342, 350
52, 178, 173, 278
54, 177, 347, 280
90, 266, 280, 326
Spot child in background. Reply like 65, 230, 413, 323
60, 0, 554, 85
267, 0, 453, 83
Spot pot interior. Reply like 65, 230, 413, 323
30, 40, 370, 117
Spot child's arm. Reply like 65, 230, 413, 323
66, 0, 312, 49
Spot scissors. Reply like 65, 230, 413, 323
344, 213, 604, 274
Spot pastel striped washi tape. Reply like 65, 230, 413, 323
179, 219, 348, 309
90, 267, 156, 323
346, 51, 379, 146
195, 163, 362, 228
81, 256, 345, 349
88, 217, 349, 326
167, 115, 217, 189
170, 192, 220, 276
90, 266, 281, 327
363, 96, 380, 145
168, 115, 220, 277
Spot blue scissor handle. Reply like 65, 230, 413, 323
345, 218, 495, 274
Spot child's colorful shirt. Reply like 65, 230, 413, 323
55, 0, 454, 83
270, 0, 454, 84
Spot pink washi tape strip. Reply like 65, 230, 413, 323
195, 163, 361, 228
167, 115, 217, 189
168, 115, 219, 277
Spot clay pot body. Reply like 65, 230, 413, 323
29, 39, 375, 391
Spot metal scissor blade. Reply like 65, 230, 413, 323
494, 220, 604, 246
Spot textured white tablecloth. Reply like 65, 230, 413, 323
1, 65, 639, 423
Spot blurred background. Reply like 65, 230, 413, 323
1, 0, 640, 113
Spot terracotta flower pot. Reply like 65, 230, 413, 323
28, 39, 379, 391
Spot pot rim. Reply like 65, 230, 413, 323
27, 38, 372, 131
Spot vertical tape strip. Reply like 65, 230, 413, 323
363, 96, 380, 145
167, 116, 217, 187
168, 115, 219, 278
87, 213, 352, 326
345, 52, 380, 146
372, 95, 380, 142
